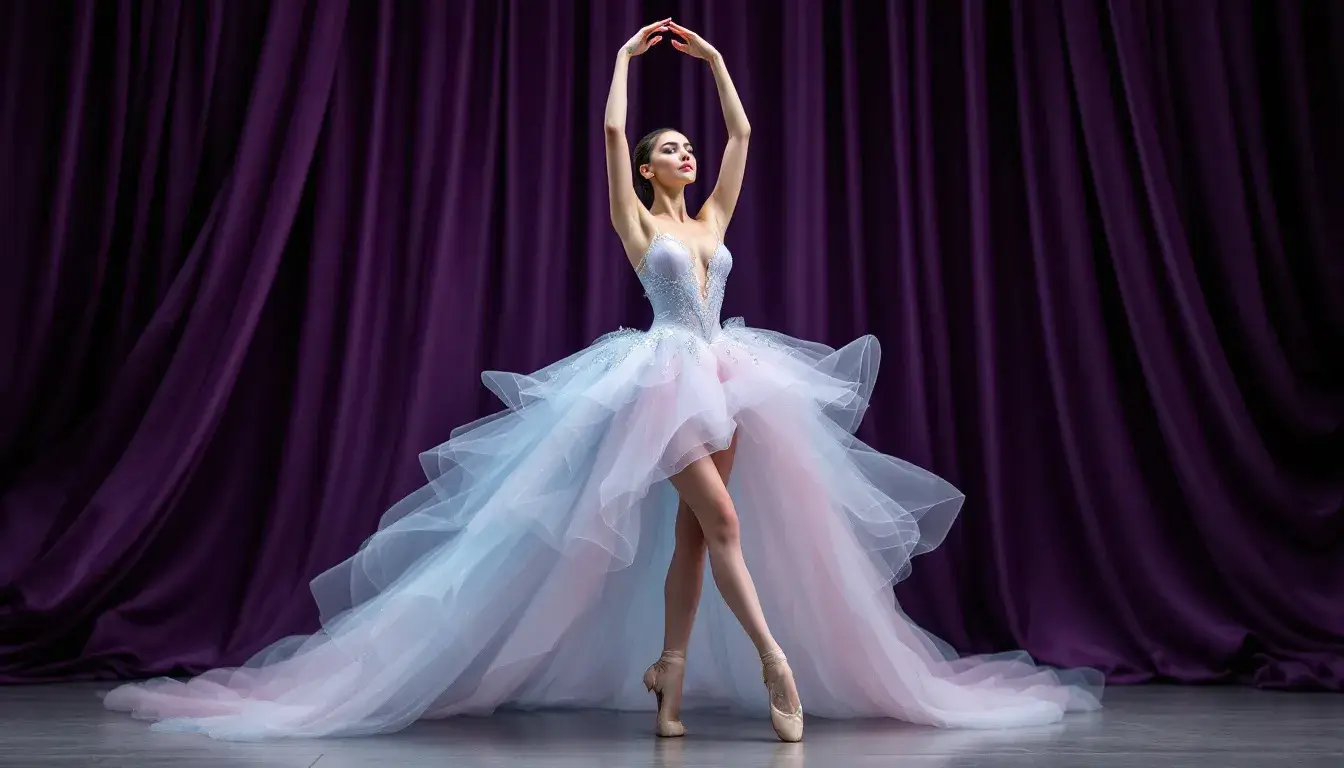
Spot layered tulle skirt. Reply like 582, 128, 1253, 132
102, 317, 1103, 740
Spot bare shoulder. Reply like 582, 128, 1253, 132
695, 207, 729, 240
617, 208, 660, 271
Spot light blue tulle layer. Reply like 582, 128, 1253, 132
103, 318, 1101, 740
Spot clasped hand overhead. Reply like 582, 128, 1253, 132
623, 18, 719, 62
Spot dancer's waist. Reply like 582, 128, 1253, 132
648, 316, 721, 342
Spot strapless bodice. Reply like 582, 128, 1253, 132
635, 233, 733, 340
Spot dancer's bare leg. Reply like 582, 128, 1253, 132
644, 433, 741, 735
661, 430, 738, 655
668, 444, 800, 713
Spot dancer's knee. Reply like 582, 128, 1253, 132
695, 493, 740, 548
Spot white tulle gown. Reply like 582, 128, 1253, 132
103, 230, 1103, 740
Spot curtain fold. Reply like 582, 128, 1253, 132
1, 0, 1340, 690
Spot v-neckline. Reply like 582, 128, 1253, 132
637, 233, 724, 307
660, 232, 720, 267
663, 234, 719, 303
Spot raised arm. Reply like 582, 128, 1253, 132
669, 22, 750, 234
605, 19, 669, 247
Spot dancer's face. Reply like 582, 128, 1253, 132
641, 131, 696, 189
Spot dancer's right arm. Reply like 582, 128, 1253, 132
605, 19, 669, 251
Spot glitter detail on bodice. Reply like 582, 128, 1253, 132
635, 232, 733, 341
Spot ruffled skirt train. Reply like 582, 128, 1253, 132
103, 318, 1102, 740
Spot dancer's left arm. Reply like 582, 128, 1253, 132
669, 22, 750, 234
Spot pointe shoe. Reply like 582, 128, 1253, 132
643, 650, 687, 737
761, 649, 804, 742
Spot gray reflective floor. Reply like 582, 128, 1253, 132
1, 683, 1340, 767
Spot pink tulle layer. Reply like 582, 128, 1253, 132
103, 319, 1101, 740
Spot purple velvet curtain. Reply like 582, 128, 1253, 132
2, 0, 1341, 690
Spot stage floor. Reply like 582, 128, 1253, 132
1, 683, 1338, 767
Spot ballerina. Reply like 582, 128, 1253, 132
103, 18, 1102, 743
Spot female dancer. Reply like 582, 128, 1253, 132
103, 19, 1102, 743
607, 19, 806, 742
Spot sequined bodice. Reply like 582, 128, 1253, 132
636, 233, 733, 340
